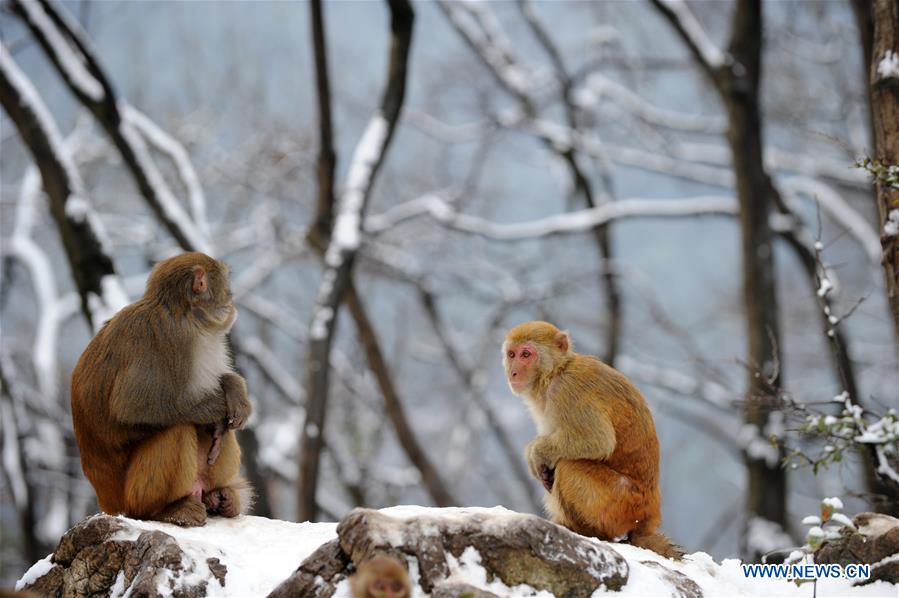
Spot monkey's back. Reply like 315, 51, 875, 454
70, 301, 186, 513
568, 355, 660, 490
550, 355, 663, 541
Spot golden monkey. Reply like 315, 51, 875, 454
71, 252, 252, 526
502, 320, 682, 558
350, 555, 411, 598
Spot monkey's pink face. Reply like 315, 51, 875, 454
503, 342, 538, 395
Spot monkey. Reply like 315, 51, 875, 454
70, 252, 252, 527
350, 555, 411, 598
502, 320, 682, 559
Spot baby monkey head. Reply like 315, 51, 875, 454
144, 252, 237, 333
502, 320, 571, 396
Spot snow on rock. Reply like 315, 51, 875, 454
17, 507, 899, 597
816, 512, 899, 588
17, 513, 335, 597
271, 506, 630, 597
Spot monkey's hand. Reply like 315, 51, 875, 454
539, 464, 555, 492
525, 437, 558, 482
220, 373, 251, 430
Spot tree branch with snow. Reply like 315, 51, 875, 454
0, 43, 126, 331
12, 0, 212, 254
298, 0, 459, 522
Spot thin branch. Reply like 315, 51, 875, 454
419, 288, 542, 512
0, 353, 42, 564
344, 282, 458, 508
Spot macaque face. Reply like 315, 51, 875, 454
503, 341, 539, 395
369, 577, 407, 598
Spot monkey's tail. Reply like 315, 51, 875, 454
630, 530, 685, 560
233, 476, 256, 515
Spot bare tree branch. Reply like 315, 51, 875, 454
440, 0, 623, 364
0, 43, 126, 330
418, 288, 542, 512
308, 0, 337, 248
12, 0, 211, 253
299, 0, 456, 522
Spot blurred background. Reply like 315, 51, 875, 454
2, 0, 897, 586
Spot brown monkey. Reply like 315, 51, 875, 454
502, 321, 682, 559
350, 555, 411, 598
71, 252, 252, 526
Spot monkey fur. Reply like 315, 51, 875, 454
71, 252, 252, 526
503, 320, 683, 559
350, 555, 411, 598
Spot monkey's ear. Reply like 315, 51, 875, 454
554, 330, 571, 353
192, 266, 208, 295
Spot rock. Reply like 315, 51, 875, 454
815, 512, 899, 585
640, 561, 703, 598
267, 540, 350, 598
273, 507, 629, 597
430, 582, 501, 597
18, 514, 226, 597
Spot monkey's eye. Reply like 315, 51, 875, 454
521, 350, 531, 358
507, 350, 515, 359
391, 581, 404, 591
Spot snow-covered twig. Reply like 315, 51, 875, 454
436, 0, 535, 103
650, 0, 726, 75
123, 105, 210, 240
13, 0, 102, 101
579, 73, 727, 134
780, 176, 880, 263
367, 194, 738, 240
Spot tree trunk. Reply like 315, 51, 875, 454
719, 0, 788, 557
870, 0, 899, 342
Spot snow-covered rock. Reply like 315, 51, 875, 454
16, 506, 899, 597
815, 512, 899, 586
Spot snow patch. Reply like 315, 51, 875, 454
116, 515, 336, 596
444, 546, 554, 597
16, 554, 54, 591
822, 496, 844, 511
876, 50, 899, 81
328, 114, 389, 263
884, 209, 899, 237
746, 517, 792, 556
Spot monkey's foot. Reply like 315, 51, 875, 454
156, 496, 207, 527
203, 486, 240, 518
539, 465, 555, 492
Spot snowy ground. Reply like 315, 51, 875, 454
17, 506, 899, 597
